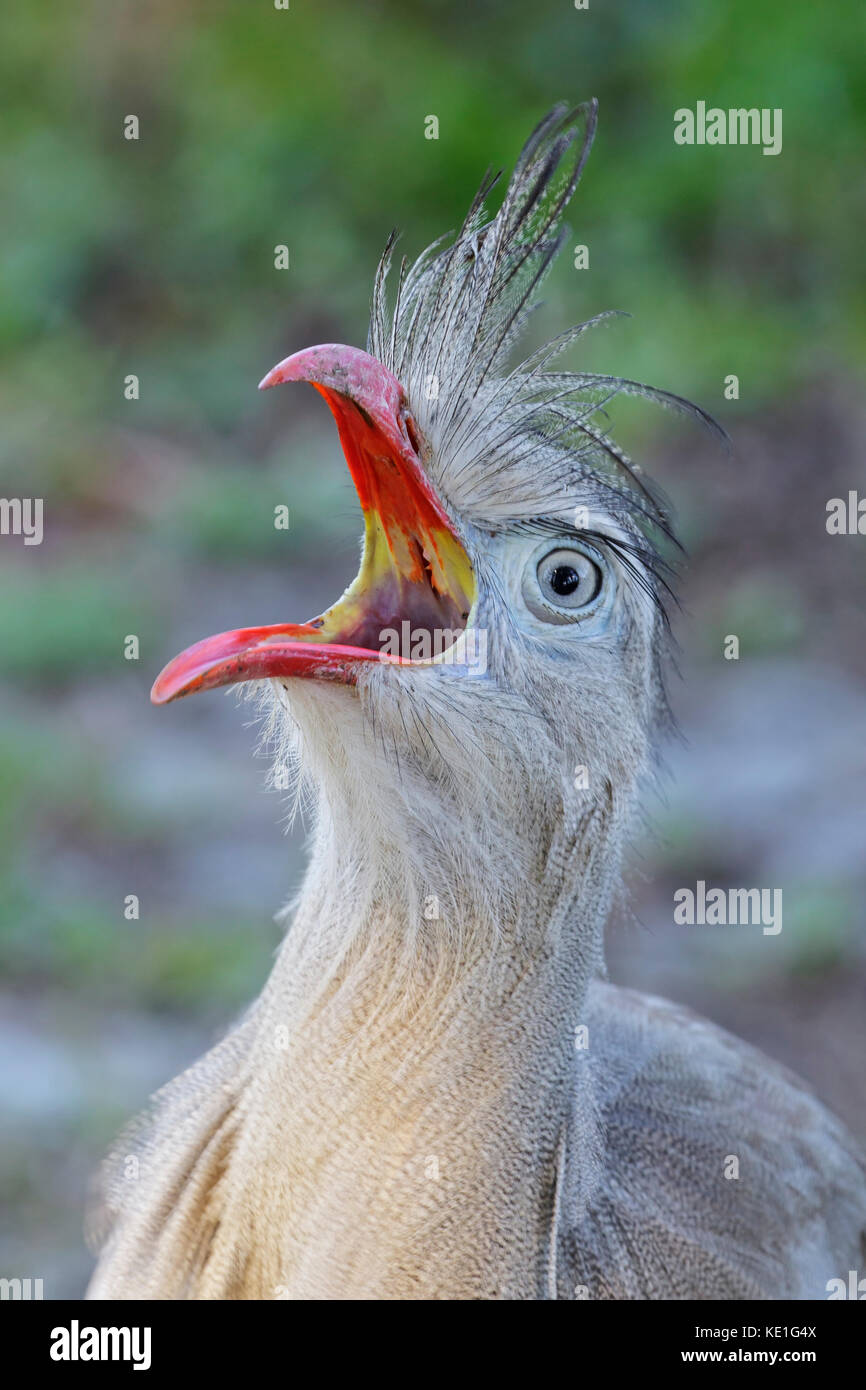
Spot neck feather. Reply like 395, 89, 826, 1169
93, 688, 634, 1299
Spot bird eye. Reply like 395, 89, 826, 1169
523, 546, 604, 623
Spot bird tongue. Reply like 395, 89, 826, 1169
151, 344, 475, 704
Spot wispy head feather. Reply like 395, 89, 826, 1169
368, 101, 724, 547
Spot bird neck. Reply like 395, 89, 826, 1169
128, 761, 630, 1299
223, 788, 620, 1296
280, 762, 619, 1028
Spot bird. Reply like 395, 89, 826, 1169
88, 101, 866, 1300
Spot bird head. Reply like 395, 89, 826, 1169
151, 103, 718, 950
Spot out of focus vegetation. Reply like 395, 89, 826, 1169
1, 0, 865, 1295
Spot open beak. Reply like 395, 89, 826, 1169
151, 344, 475, 704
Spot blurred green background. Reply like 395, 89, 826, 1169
1, 0, 865, 1296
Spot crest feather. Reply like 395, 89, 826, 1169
368, 102, 724, 541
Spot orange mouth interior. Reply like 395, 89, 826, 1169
151, 344, 475, 704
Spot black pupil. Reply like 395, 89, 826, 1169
549, 564, 580, 596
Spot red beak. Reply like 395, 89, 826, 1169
151, 345, 475, 705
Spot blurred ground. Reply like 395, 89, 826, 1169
1, 0, 864, 1297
